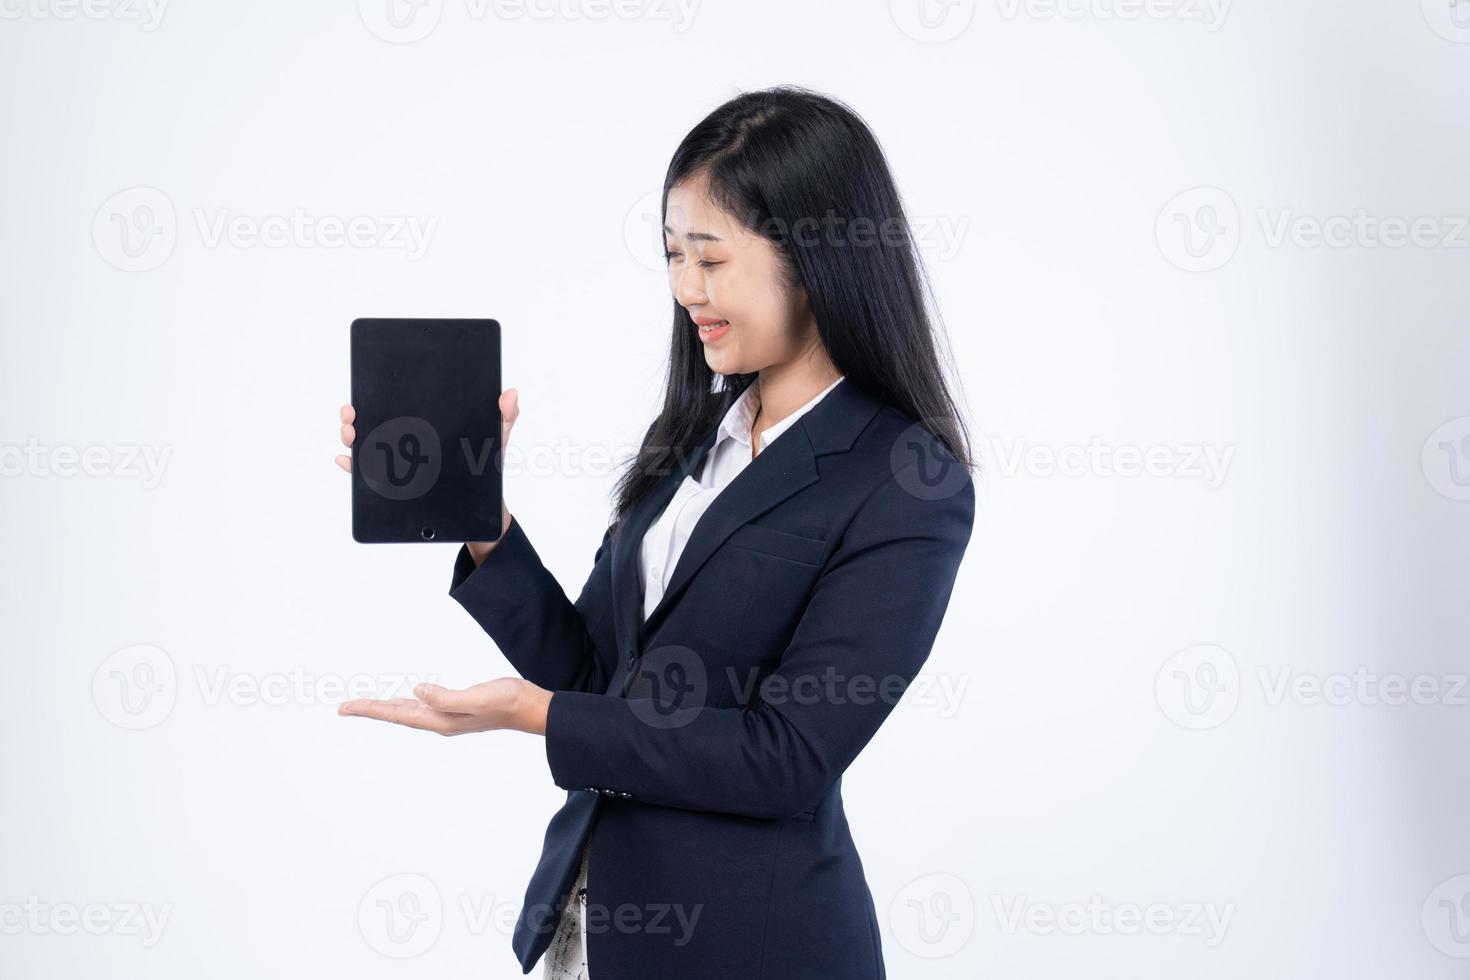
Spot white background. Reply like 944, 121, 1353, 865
3, 0, 1469, 977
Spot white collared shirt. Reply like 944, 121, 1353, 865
638, 374, 845, 622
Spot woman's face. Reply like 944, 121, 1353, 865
664, 173, 815, 377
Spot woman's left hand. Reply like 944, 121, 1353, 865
337, 678, 553, 736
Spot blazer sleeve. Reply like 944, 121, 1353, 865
542, 463, 976, 820
447, 514, 617, 694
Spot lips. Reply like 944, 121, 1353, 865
696, 319, 731, 343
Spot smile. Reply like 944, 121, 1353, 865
697, 320, 731, 343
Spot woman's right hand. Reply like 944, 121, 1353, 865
336, 389, 519, 564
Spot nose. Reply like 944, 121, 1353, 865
670, 260, 707, 309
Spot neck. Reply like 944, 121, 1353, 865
753, 358, 841, 437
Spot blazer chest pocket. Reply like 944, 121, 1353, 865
726, 524, 826, 566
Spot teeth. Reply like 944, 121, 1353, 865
701, 321, 728, 332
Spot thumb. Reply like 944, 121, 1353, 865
414, 683, 473, 713
500, 388, 519, 453
501, 388, 519, 429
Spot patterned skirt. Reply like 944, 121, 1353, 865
542, 844, 590, 979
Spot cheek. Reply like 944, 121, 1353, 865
718, 274, 788, 345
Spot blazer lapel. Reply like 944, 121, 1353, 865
608, 426, 718, 675
605, 377, 880, 690
640, 426, 818, 635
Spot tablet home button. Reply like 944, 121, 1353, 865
420, 526, 436, 541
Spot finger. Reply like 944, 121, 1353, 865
338, 698, 447, 732
501, 388, 519, 444
338, 697, 419, 714
340, 404, 355, 424
335, 454, 352, 473
340, 423, 355, 448
414, 683, 477, 715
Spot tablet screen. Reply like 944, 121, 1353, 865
350, 318, 503, 543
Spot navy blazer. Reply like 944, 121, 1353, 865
448, 377, 975, 978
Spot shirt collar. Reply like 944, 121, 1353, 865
715, 374, 846, 454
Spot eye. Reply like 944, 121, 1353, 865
664, 248, 721, 269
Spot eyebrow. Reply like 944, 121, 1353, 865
663, 227, 724, 243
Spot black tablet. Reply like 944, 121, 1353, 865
350, 318, 503, 544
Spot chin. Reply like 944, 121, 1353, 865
704, 352, 741, 376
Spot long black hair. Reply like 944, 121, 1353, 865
611, 84, 973, 528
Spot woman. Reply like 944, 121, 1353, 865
335, 85, 975, 979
